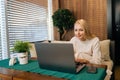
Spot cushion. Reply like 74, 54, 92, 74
100, 40, 111, 61
51, 41, 69, 43
29, 40, 50, 58
29, 41, 69, 58
29, 43, 37, 58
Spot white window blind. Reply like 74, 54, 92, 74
0, 0, 53, 60
0, 0, 2, 59
7, 0, 48, 44
0, 0, 9, 60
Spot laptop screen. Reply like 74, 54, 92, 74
35, 42, 78, 73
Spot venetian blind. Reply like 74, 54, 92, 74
0, 0, 1, 60
7, 0, 49, 48
0, 0, 2, 59
0, 0, 9, 60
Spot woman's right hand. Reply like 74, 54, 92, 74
76, 58, 89, 64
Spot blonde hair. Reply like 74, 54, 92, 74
74, 19, 95, 39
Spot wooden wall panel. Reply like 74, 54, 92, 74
86, 0, 107, 40
53, 0, 107, 40
52, 0, 60, 40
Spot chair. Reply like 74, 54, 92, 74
99, 40, 115, 80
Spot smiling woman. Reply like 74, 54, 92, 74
70, 19, 101, 64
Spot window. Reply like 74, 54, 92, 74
0, 0, 9, 60
0, 0, 53, 60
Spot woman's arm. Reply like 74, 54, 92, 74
90, 37, 101, 64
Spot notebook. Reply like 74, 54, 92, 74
35, 42, 86, 74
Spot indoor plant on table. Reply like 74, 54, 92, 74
12, 40, 31, 65
52, 9, 76, 40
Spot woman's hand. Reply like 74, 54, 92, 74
76, 58, 89, 64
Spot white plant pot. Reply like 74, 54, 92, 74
17, 52, 28, 65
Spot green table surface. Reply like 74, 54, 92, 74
0, 59, 106, 80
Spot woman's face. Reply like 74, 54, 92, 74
74, 24, 86, 40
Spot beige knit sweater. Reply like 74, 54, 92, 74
70, 36, 101, 64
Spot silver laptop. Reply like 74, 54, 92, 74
35, 42, 85, 74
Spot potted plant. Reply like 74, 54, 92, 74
52, 9, 76, 40
12, 40, 31, 65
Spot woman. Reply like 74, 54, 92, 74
70, 19, 101, 64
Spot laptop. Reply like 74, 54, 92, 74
35, 42, 86, 74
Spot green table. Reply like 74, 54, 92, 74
0, 59, 106, 80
